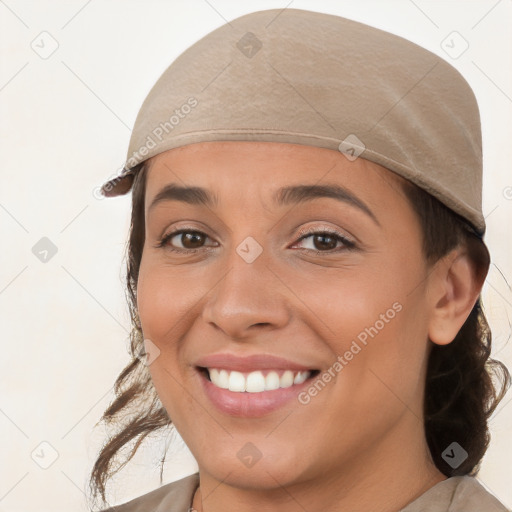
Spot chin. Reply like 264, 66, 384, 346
194, 438, 313, 491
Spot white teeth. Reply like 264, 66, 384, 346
265, 371, 280, 391
209, 368, 219, 382
280, 370, 294, 388
228, 371, 245, 392
246, 371, 266, 393
293, 371, 308, 385
218, 369, 229, 389
207, 368, 312, 393
209, 368, 230, 389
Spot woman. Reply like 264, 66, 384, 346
90, 8, 510, 511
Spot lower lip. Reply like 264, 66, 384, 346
197, 369, 313, 417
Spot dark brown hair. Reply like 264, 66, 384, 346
88, 163, 510, 508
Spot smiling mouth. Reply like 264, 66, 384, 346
198, 367, 320, 393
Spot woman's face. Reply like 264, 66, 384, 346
137, 141, 437, 491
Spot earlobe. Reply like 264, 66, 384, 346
427, 249, 485, 346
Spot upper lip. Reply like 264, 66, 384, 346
194, 353, 317, 372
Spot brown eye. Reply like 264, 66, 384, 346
178, 231, 206, 249
311, 233, 338, 251
158, 229, 213, 252
293, 229, 356, 253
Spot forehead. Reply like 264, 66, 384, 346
143, 141, 406, 204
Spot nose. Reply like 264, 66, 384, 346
200, 249, 291, 341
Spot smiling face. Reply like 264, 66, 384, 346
136, 141, 442, 498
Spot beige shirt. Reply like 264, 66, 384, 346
101, 473, 510, 511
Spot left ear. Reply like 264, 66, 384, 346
427, 246, 487, 346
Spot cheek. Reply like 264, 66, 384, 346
294, 249, 430, 403
136, 262, 196, 423
136, 258, 192, 342
293, 249, 426, 346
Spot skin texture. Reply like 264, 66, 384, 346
136, 141, 483, 512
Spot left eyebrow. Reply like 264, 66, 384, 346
274, 183, 380, 226
148, 182, 380, 227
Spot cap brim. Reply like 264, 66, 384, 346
100, 171, 135, 197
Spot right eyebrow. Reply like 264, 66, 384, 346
148, 184, 218, 213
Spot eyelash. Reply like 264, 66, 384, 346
155, 226, 356, 255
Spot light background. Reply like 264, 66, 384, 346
0, 0, 511, 510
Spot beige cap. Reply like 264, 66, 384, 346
100, 8, 484, 235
